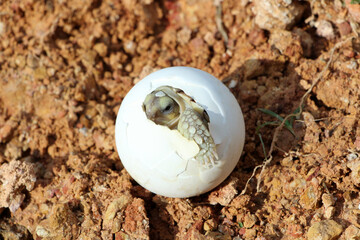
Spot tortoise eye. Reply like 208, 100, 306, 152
158, 96, 175, 114
162, 103, 173, 114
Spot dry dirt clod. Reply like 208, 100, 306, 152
36, 203, 79, 239
243, 213, 258, 228
208, 177, 239, 206
322, 193, 335, 209
103, 194, 132, 233
93, 43, 108, 57
315, 20, 335, 39
0, 217, 32, 240
0, 160, 37, 213
306, 220, 343, 240
300, 184, 321, 210
347, 159, 360, 186
324, 206, 335, 219
344, 225, 360, 240
252, 0, 305, 30
203, 219, 217, 232
0, 21, 6, 36
337, 21, 353, 36
0, 120, 17, 143
26, 54, 39, 69
345, 0, 360, 23
269, 29, 303, 60
123, 198, 150, 239
248, 28, 267, 46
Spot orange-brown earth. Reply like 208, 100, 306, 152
0, 0, 360, 239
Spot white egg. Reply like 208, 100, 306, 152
115, 67, 245, 198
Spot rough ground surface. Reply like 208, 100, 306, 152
0, 0, 360, 239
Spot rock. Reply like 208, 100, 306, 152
244, 228, 257, 239
248, 28, 267, 46
269, 29, 303, 60
307, 220, 343, 240
243, 213, 258, 228
93, 42, 108, 57
177, 27, 191, 45
347, 152, 359, 161
302, 112, 321, 153
204, 32, 215, 46
123, 198, 150, 239
347, 159, 360, 186
315, 20, 335, 39
0, 21, 5, 36
34, 66, 48, 80
203, 219, 217, 231
300, 185, 321, 210
242, 59, 266, 80
103, 195, 132, 233
253, 0, 305, 30
346, 60, 358, 70
208, 177, 238, 206
36, 226, 51, 238
322, 194, 335, 209
26, 54, 39, 69
0, 160, 37, 213
344, 225, 360, 240
0, 217, 32, 240
36, 203, 79, 239
0, 120, 17, 143
115, 232, 131, 240
337, 21, 352, 36
218, 223, 235, 236
123, 40, 137, 55
345, 0, 360, 22
81, 50, 98, 67
324, 206, 335, 219
15, 55, 26, 68
230, 195, 251, 208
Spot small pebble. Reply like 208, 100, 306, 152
93, 42, 108, 57
346, 60, 358, 70
307, 220, 343, 240
324, 206, 335, 219
243, 213, 258, 228
0, 22, 5, 36
316, 20, 335, 39
344, 225, 360, 239
228, 79, 238, 89
337, 21, 352, 36
36, 226, 51, 237
203, 219, 217, 231
322, 193, 335, 209
347, 152, 358, 161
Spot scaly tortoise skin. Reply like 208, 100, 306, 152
142, 86, 218, 167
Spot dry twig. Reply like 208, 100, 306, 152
214, 0, 229, 46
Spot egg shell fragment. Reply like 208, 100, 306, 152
115, 67, 245, 198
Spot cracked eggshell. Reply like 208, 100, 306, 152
115, 67, 245, 198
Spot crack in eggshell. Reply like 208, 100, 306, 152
148, 71, 227, 146
122, 100, 200, 177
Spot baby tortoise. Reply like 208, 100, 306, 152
143, 86, 218, 167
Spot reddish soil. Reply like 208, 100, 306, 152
0, 0, 360, 239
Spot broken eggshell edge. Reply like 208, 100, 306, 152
115, 66, 245, 198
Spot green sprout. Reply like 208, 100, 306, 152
256, 108, 300, 137
256, 107, 300, 158
351, 0, 360, 4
